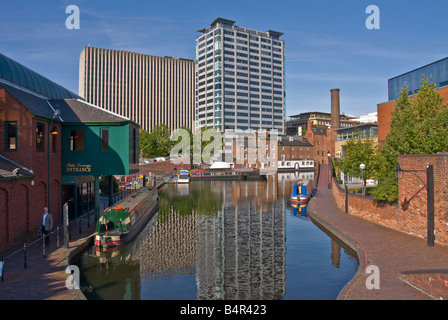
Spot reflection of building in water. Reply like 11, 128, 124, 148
196, 181, 286, 300
134, 210, 197, 276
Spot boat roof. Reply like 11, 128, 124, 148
100, 207, 130, 224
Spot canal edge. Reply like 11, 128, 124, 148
307, 197, 368, 301
65, 181, 167, 300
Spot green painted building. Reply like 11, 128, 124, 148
49, 99, 140, 219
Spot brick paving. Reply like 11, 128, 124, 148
308, 165, 448, 300
0, 218, 95, 300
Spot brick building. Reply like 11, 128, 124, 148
0, 53, 76, 248
0, 52, 139, 250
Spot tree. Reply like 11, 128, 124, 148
139, 130, 151, 159
338, 131, 379, 187
139, 124, 174, 158
370, 76, 448, 202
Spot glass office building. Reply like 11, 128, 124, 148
388, 57, 448, 101
195, 18, 285, 134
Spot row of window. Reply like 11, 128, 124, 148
5, 121, 59, 153
4, 122, 111, 153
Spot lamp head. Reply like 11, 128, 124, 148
393, 163, 404, 180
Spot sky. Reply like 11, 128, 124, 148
1, 0, 448, 118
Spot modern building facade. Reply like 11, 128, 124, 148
195, 18, 285, 134
79, 46, 196, 133
378, 58, 448, 145
388, 57, 448, 101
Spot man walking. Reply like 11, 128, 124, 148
41, 207, 53, 245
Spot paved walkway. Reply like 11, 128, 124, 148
0, 215, 95, 300
0, 182, 164, 300
308, 164, 448, 300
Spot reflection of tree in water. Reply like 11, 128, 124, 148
158, 183, 223, 220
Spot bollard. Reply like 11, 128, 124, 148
79, 217, 82, 234
24, 243, 27, 269
345, 184, 348, 213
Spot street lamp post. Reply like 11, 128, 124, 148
359, 163, 365, 196
393, 163, 435, 247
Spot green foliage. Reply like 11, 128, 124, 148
139, 130, 151, 159
371, 76, 448, 202
338, 131, 379, 182
139, 124, 174, 158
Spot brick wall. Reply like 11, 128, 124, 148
330, 153, 448, 247
331, 178, 400, 230
397, 153, 448, 246
0, 86, 61, 250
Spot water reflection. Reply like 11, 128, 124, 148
77, 172, 358, 300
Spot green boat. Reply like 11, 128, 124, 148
95, 206, 132, 249
95, 187, 159, 251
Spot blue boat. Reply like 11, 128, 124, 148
291, 180, 313, 204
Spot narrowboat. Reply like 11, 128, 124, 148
190, 169, 246, 181
291, 180, 313, 204
95, 187, 159, 251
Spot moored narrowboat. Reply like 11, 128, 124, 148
95, 187, 159, 251
291, 180, 313, 204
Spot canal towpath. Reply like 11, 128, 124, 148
0, 181, 165, 300
308, 164, 448, 300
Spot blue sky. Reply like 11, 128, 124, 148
1, 0, 448, 118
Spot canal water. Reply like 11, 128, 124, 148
76, 172, 359, 300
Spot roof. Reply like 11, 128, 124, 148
210, 17, 236, 27
49, 99, 131, 124
0, 80, 61, 121
0, 154, 34, 181
333, 123, 377, 132
311, 127, 327, 135
0, 52, 80, 100
279, 136, 313, 146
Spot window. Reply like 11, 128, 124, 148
101, 129, 109, 151
52, 132, 57, 153
5, 121, 17, 151
70, 130, 84, 151
36, 123, 45, 152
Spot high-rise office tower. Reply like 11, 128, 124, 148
195, 18, 285, 134
79, 46, 196, 133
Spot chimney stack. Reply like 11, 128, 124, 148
330, 88, 341, 129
